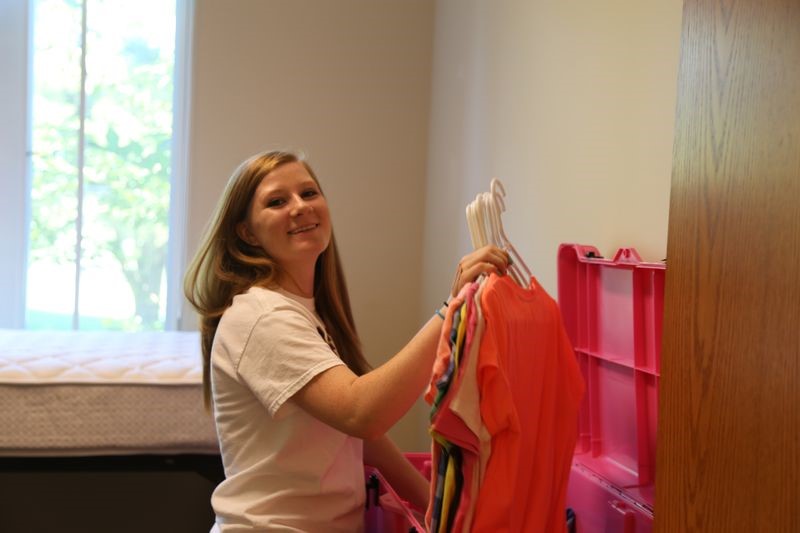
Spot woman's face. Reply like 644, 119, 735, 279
237, 161, 332, 272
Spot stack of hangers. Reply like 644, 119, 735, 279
424, 179, 585, 532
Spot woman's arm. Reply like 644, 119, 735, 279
292, 305, 444, 438
292, 245, 508, 439
363, 435, 429, 511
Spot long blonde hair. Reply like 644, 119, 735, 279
183, 150, 371, 409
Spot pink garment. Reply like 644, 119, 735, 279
424, 284, 471, 404
424, 282, 474, 530
448, 280, 490, 532
429, 281, 480, 532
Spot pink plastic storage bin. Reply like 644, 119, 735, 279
566, 464, 654, 533
558, 244, 665, 531
364, 453, 431, 532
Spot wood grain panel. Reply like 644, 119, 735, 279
656, 0, 800, 531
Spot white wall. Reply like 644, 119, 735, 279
422, 0, 683, 329
183, 0, 435, 450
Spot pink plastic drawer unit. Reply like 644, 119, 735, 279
557, 243, 665, 530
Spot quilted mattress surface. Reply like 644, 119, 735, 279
0, 329, 219, 456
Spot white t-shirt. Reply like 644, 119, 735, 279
209, 286, 365, 532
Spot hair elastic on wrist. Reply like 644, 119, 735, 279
434, 308, 446, 320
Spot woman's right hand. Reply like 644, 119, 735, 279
449, 245, 510, 298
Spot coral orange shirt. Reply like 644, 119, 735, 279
471, 274, 584, 533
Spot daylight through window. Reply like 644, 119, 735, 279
26, 0, 178, 331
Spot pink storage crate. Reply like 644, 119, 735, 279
364, 453, 431, 532
558, 244, 665, 532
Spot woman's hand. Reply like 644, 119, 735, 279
450, 245, 510, 297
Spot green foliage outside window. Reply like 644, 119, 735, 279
27, 0, 175, 331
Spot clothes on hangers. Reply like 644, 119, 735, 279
426, 285, 472, 531
426, 281, 480, 532
473, 273, 584, 532
425, 273, 584, 533
447, 280, 491, 530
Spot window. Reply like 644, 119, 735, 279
0, 0, 193, 331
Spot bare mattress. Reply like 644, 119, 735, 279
0, 329, 218, 457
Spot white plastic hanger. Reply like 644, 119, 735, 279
487, 179, 532, 285
465, 178, 531, 288
479, 190, 524, 287
465, 200, 485, 249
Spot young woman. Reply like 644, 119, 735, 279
184, 150, 509, 531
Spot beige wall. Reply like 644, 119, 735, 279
183, 0, 435, 449
183, 0, 682, 451
422, 0, 683, 322
417, 0, 681, 449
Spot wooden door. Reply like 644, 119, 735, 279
655, 1, 800, 531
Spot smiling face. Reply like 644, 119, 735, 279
236, 161, 332, 279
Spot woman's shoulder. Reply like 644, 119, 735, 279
224, 286, 282, 319
221, 286, 316, 331
235, 285, 285, 307
214, 287, 310, 357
